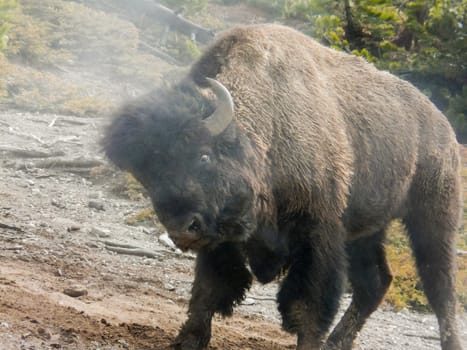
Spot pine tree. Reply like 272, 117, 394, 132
284, 0, 467, 141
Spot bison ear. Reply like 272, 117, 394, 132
102, 109, 147, 172
202, 78, 234, 136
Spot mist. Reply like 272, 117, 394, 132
0, 0, 267, 120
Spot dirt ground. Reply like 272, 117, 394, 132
1, 110, 466, 350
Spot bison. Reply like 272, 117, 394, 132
103, 24, 463, 350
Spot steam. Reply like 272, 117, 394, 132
3, 0, 197, 118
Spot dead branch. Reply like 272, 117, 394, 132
48, 135, 82, 146
0, 223, 24, 232
48, 116, 59, 127
105, 245, 160, 259
18, 158, 104, 170
0, 146, 65, 159
0, 246, 24, 250
34, 174, 58, 179
5, 127, 45, 144
101, 240, 166, 259
101, 240, 140, 249
247, 296, 277, 302
55, 119, 89, 126
150, 2, 215, 44
403, 333, 440, 341
95, 0, 215, 44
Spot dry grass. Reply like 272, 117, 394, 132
124, 208, 159, 226
0, 0, 173, 117
0, 55, 114, 116
384, 222, 430, 311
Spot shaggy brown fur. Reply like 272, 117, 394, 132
104, 24, 463, 350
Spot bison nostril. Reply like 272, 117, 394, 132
187, 216, 202, 234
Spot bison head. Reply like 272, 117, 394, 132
103, 79, 258, 251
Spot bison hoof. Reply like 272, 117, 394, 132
173, 327, 210, 350
323, 337, 359, 350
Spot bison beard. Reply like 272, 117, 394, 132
103, 24, 463, 350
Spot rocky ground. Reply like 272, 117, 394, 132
0, 110, 466, 350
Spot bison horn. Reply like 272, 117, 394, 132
203, 78, 234, 136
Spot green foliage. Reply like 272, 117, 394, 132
284, 1, 351, 50
312, 15, 348, 50
0, 0, 16, 51
279, 0, 467, 142
178, 38, 202, 63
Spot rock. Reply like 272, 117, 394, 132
164, 282, 176, 291
63, 287, 88, 298
37, 327, 51, 340
21, 332, 32, 339
67, 224, 81, 232
159, 232, 175, 249
117, 339, 129, 349
51, 199, 66, 208
88, 200, 105, 211
142, 228, 153, 235
31, 188, 41, 195
85, 241, 99, 248
242, 297, 256, 306
90, 226, 111, 238
51, 218, 80, 231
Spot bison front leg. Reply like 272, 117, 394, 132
278, 221, 346, 350
174, 242, 252, 350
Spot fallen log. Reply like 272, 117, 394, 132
17, 158, 104, 170
77, 0, 215, 44
150, 2, 215, 44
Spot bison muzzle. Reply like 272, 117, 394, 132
103, 24, 463, 350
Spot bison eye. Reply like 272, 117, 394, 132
200, 154, 211, 164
